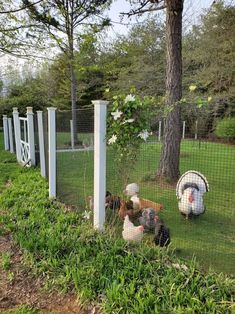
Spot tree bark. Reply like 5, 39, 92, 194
157, 0, 184, 181
70, 59, 78, 143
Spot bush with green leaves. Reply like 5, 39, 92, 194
107, 93, 155, 185
215, 117, 235, 140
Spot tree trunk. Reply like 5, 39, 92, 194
70, 60, 78, 143
157, 0, 184, 182
68, 19, 78, 144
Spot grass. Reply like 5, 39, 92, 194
1, 305, 41, 314
0, 171, 234, 313
0, 133, 234, 313
56, 137, 235, 275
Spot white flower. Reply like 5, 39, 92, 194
83, 210, 91, 220
111, 109, 123, 120
122, 118, 135, 125
181, 264, 188, 271
189, 85, 197, 92
172, 263, 188, 271
108, 134, 117, 145
172, 263, 181, 270
138, 129, 149, 141
124, 94, 135, 103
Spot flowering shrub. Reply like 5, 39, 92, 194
107, 93, 154, 185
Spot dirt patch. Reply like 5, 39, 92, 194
0, 235, 101, 314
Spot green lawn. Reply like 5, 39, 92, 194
56, 139, 235, 275
0, 135, 21, 193
0, 132, 234, 313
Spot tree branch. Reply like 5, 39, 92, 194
0, 24, 42, 33
121, 0, 166, 17
0, 0, 44, 14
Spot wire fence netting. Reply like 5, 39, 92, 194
53, 107, 235, 275
106, 118, 235, 275
56, 107, 94, 209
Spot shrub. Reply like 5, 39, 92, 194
107, 93, 155, 185
215, 117, 235, 140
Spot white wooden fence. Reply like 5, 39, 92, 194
2, 102, 108, 230
2, 106, 192, 231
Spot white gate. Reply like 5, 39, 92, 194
13, 107, 35, 166
19, 117, 30, 165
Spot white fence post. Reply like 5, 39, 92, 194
3, 115, 9, 151
13, 108, 21, 162
8, 118, 14, 153
92, 100, 109, 231
182, 121, 186, 139
47, 107, 57, 198
195, 120, 198, 140
27, 107, 35, 166
158, 121, 162, 142
70, 119, 75, 149
37, 111, 46, 178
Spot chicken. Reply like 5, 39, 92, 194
139, 208, 157, 232
122, 215, 144, 242
87, 191, 121, 211
105, 191, 121, 210
118, 200, 141, 221
139, 198, 163, 213
124, 183, 163, 213
153, 217, 171, 247
176, 171, 209, 219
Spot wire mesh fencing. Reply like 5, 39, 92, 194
105, 117, 235, 275
56, 107, 94, 209
52, 104, 235, 275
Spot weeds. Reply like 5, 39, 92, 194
1, 252, 11, 270
1, 305, 41, 314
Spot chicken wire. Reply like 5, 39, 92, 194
56, 107, 94, 209
33, 114, 40, 166
106, 115, 235, 276
53, 105, 234, 275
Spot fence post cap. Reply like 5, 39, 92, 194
13, 107, 18, 113
26, 107, 33, 114
47, 107, 57, 111
92, 100, 109, 106
3, 115, 7, 118
36, 110, 43, 113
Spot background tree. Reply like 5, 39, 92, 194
101, 18, 165, 97
182, 1, 235, 137
126, 0, 184, 181
22, 0, 111, 143
0, 0, 47, 57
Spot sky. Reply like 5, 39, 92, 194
0, 0, 234, 84
106, 0, 224, 38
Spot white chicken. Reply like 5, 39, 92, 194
122, 215, 144, 242
176, 170, 209, 219
124, 183, 140, 210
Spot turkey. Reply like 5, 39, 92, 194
176, 170, 209, 219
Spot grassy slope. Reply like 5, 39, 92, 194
0, 133, 234, 313
56, 139, 235, 275
0, 141, 21, 194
